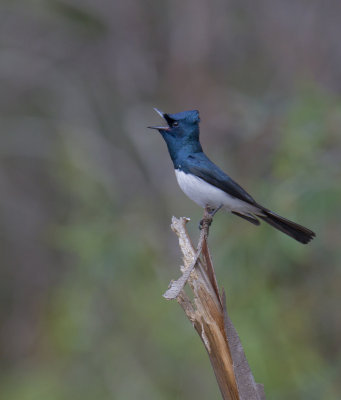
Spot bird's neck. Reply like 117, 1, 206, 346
164, 137, 203, 169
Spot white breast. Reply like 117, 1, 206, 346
175, 169, 258, 213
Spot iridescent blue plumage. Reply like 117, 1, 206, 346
166, 110, 200, 123
148, 108, 315, 244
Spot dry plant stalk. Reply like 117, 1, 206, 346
164, 208, 265, 400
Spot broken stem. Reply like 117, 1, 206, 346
164, 208, 265, 400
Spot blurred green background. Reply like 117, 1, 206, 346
0, 1, 340, 399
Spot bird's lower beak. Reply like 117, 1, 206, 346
147, 126, 169, 131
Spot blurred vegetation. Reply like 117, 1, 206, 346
0, 1, 340, 399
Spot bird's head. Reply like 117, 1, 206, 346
148, 108, 200, 142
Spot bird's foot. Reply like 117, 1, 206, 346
199, 205, 223, 230
209, 204, 223, 217
199, 217, 212, 230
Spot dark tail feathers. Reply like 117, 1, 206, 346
258, 209, 315, 244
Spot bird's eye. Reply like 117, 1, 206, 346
173, 121, 179, 127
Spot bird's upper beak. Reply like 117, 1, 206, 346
147, 108, 170, 131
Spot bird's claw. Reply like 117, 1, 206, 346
199, 217, 213, 230
199, 205, 223, 230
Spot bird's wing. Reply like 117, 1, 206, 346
185, 155, 257, 206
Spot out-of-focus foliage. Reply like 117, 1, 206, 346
0, 1, 340, 399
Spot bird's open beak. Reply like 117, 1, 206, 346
147, 108, 170, 131
153, 108, 164, 118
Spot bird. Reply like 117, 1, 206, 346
148, 108, 315, 244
